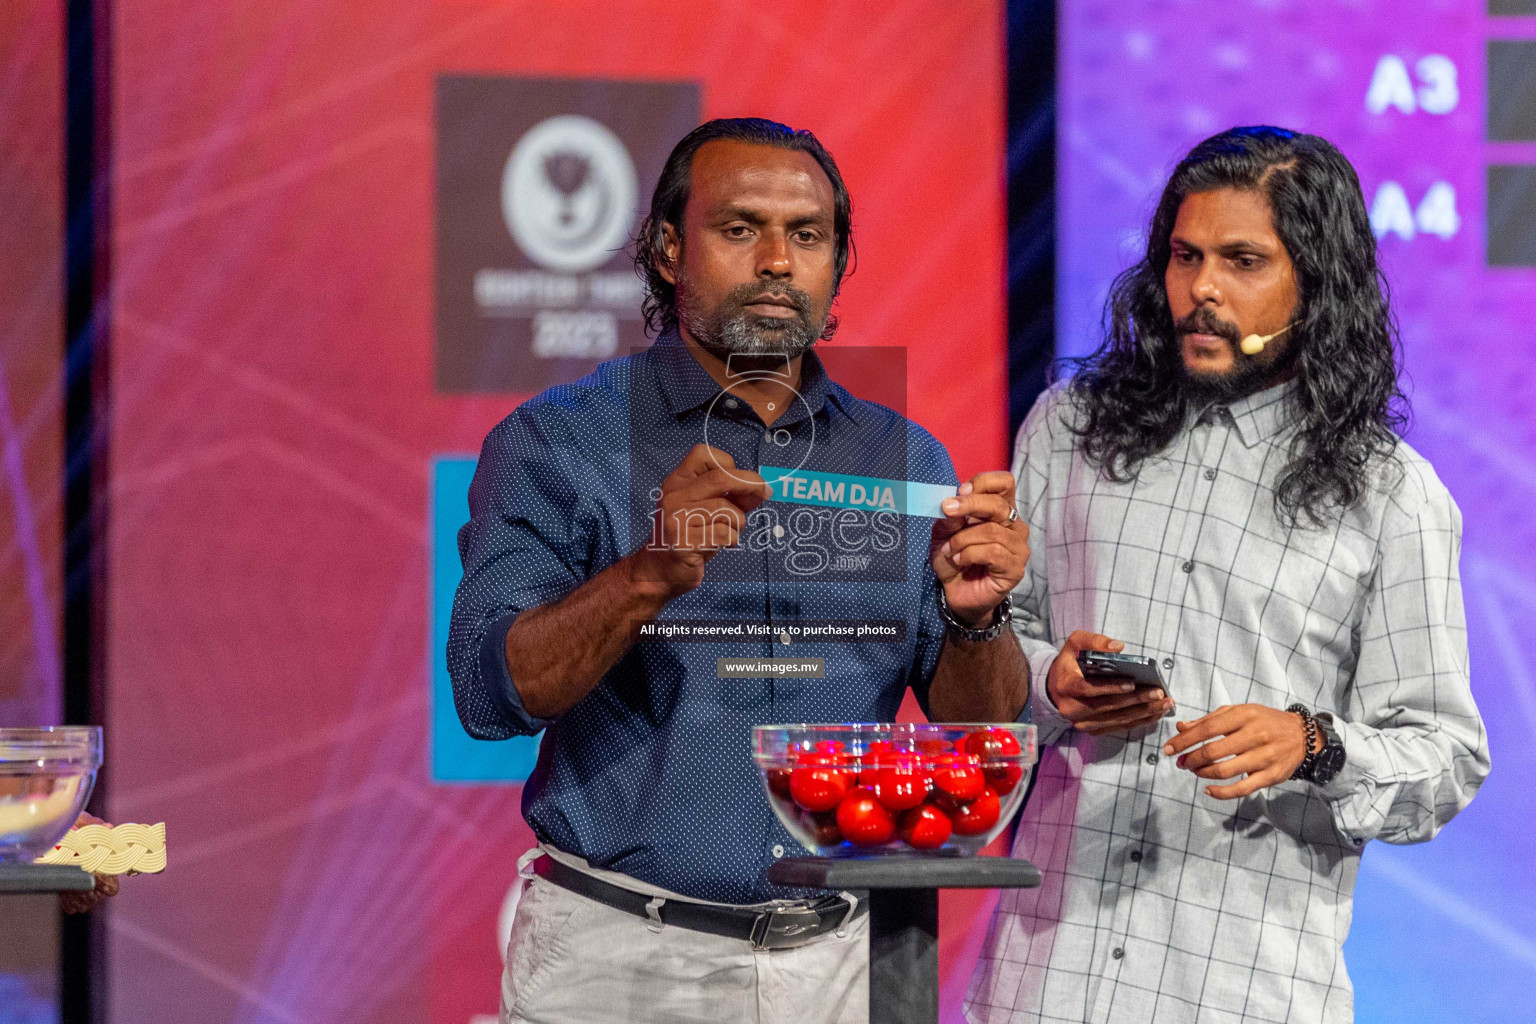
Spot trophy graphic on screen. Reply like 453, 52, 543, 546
502, 114, 638, 274
543, 150, 592, 227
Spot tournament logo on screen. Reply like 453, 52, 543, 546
435, 76, 700, 393
502, 115, 637, 274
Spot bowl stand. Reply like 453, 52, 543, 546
768, 853, 1042, 1024
0, 863, 95, 893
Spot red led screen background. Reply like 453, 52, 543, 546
0, 0, 64, 1016
105, 2, 1006, 1021
0, 0, 63, 738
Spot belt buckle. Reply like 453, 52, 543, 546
749, 905, 824, 950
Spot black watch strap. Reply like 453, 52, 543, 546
1309, 711, 1346, 785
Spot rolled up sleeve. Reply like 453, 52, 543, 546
447, 410, 596, 739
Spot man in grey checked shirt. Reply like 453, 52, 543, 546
965, 127, 1489, 1024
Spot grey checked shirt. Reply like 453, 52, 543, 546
965, 381, 1489, 1024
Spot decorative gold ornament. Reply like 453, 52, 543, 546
35, 823, 166, 876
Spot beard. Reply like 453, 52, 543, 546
1173, 306, 1293, 402
675, 279, 831, 361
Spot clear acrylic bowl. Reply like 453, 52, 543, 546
0, 727, 102, 863
753, 723, 1036, 857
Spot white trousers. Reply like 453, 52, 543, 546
500, 873, 869, 1024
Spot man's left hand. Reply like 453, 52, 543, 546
1163, 704, 1319, 799
930, 471, 1029, 626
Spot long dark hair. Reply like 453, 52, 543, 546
632, 117, 855, 338
1069, 126, 1408, 526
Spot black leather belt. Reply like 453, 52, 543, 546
535, 854, 866, 950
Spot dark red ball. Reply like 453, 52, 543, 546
835, 787, 897, 846
897, 804, 953, 850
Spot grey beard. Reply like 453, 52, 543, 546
679, 306, 822, 360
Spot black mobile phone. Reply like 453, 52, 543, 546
1077, 650, 1167, 690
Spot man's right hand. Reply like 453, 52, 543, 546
1046, 630, 1173, 736
507, 445, 772, 720
629, 444, 772, 599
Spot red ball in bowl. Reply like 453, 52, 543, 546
986, 764, 1025, 795
897, 804, 953, 849
835, 787, 897, 846
857, 740, 896, 786
872, 761, 931, 811
962, 729, 1025, 795
766, 768, 793, 802
949, 786, 1001, 836
803, 809, 842, 847
961, 728, 1022, 760
790, 759, 851, 812
932, 756, 986, 803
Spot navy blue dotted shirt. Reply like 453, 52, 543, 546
447, 332, 958, 904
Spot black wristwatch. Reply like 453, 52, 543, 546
936, 587, 1012, 643
1287, 704, 1347, 785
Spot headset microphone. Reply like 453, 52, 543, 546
1240, 323, 1292, 356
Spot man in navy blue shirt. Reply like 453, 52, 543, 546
449, 118, 1031, 1024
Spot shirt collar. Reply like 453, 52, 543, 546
652, 331, 720, 417
1194, 378, 1296, 448
651, 331, 851, 426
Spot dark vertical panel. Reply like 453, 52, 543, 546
1488, 40, 1536, 141
1488, 165, 1536, 266
62, 0, 110, 1020
1007, 0, 1057, 444
1004, 0, 1056, 838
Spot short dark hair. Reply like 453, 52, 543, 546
632, 117, 855, 337
1069, 125, 1408, 526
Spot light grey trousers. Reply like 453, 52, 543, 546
500, 860, 869, 1024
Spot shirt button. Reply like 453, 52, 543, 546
1130, 849, 1143, 862
1146, 753, 1158, 765
726, 398, 739, 409
1181, 560, 1194, 573
773, 525, 785, 539
772, 844, 785, 858
1161, 657, 1174, 670
1204, 468, 1217, 481
1112, 947, 1125, 960
779, 631, 792, 645
765, 431, 773, 442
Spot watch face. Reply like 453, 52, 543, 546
1313, 745, 1346, 784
